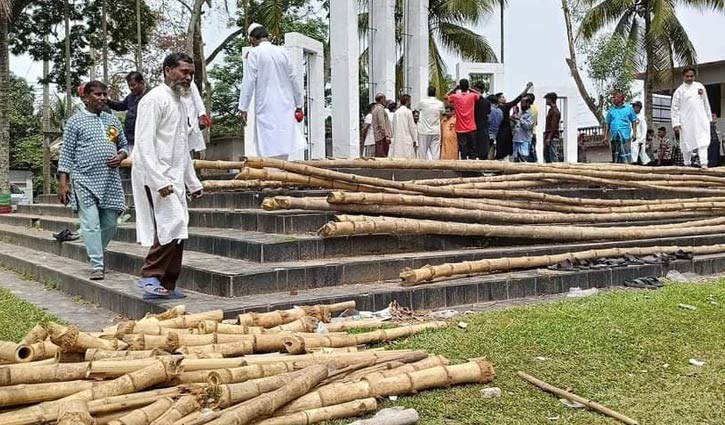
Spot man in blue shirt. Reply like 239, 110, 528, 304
107, 71, 148, 150
604, 92, 639, 163
58, 81, 129, 280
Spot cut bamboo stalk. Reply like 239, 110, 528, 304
277, 358, 494, 414
89, 387, 183, 416
203, 363, 299, 386
237, 307, 330, 328
97, 409, 139, 425
107, 397, 175, 425
205, 363, 332, 425
140, 306, 187, 323
518, 371, 638, 425
0, 358, 184, 425
204, 180, 297, 191
235, 167, 402, 194
207, 369, 309, 409
0, 342, 34, 363
281, 322, 448, 354
320, 215, 725, 240
124, 334, 181, 352
401, 243, 725, 283
271, 196, 714, 225
255, 398, 378, 425
269, 317, 320, 333
356, 355, 450, 382
57, 399, 94, 425
176, 340, 255, 357
197, 322, 265, 335
2, 355, 59, 368
149, 395, 203, 425
322, 319, 388, 332
47, 323, 128, 352
307, 346, 361, 354
18, 325, 48, 346
157, 311, 224, 329
86, 349, 170, 361
0, 379, 101, 407
126, 333, 277, 350
106, 321, 194, 337
171, 410, 221, 425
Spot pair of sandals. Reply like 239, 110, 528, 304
53, 228, 80, 242
624, 277, 665, 289
548, 257, 628, 271
135, 277, 186, 300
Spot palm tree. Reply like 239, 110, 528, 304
578, 0, 725, 124
0, 0, 12, 194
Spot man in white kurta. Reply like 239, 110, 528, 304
238, 24, 305, 159
132, 53, 203, 298
389, 94, 418, 159
671, 67, 713, 168
184, 83, 211, 156
630, 101, 651, 165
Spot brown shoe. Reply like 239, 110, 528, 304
90, 270, 105, 280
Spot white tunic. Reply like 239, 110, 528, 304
389, 106, 418, 159
238, 41, 305, 157
632, 111, 650, 164
671, 82, 712, 151
184, 83, 207, 153
132, 84, 203, 247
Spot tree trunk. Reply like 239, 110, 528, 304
561, 0, 603, 124
0, 2, 10, 193
102, 0, 108, 84
186, 0, 205, 55
42, 36, 51, 195
136, 0, 143, 72
64, 0, 72, 116
643, 7, 655, 126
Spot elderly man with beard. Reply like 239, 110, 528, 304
132, 53, 203, 299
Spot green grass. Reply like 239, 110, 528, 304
338, 281, 725, 425
0, 286, 65, 342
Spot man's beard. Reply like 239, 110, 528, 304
171, 82, 191, 97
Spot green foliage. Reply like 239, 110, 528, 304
9, 0, 155, 90
209, 2, 328, 137
0, 285, 65, 342
583, 33, 639, 111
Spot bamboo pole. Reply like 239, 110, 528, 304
400, 243, 725, 283
237, 307, 329, 328
322, 319, 389, 332
255, 398, 378, 425
0, 379, 101, 407
204, 363, 299, 386
157, 311, 224, 329
269, 317, 320, 333
235, 168, 405, 194
320, 216, 725, 240
27, 341, 59, 361
140, 306, 187, 323
86, 349, 170, 361
57, 399, 94, 425
107, 397, 176, 425
89, 387, 184, 416
204, 180, 297, 191
18, 325, 48, 346
281, 322, 448, 354
0, 342, 34, 363
207, 369, 309, 409
176, 340, 255, 357
149, 395, 202, 425
277, 358, 494, 414
105, 321, 195, 337
205, 364, 332, 425
518, 371, 638, 425
47, 322, 128, 352
268, 196, 714, 225
356, 355, 450, 382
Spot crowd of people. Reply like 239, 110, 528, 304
360, 80, 565, 163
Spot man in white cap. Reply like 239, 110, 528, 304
238, 23, 305, 160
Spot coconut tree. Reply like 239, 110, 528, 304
0, 0, 12, 194
578, 0, 725, 124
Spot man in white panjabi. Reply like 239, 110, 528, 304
630, 101, 651, 165
132, 53, 203, 299
184, 83, 212, 158
671, 66, 713, 168
238, 23, 305, 160
389, 94, 418, 159
415, 86, 445, 159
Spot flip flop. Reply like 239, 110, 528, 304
643, 277, 664, 288
136, 277, 170, 297
624, 278, 650, 289
547, 258, 576, 271
143, 288, 186, 300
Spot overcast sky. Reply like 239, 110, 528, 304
11, 0, 725, 126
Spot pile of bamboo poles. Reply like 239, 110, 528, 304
0, 301, 492, 425
150, 157, 725, 283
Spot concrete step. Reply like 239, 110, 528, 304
0, 234, 721, 320
18, 204, 332, 235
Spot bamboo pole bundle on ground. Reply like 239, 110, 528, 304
107, 397, 176, 425
140, 306, 187, 323
281, 322, 448, 354
205, 364, 332, 425
48, 322, 128, 352
276, 358, 494, 415
235, 167, 409, 194
237, 302, 354, 328
400, 243, 725, 283
320, 215, 725, 241
149, 395, 203, 425
157, 311, 224, 329
255, 398, 378, 425
106, 321, 195, 337
322, 319, 389, 332
207, 369, 311, 409
87, 349, 171, 361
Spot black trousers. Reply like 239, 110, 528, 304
457, 131, 477, 159
474, 129, 490, 160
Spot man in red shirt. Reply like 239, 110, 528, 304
447, 79, 481, 159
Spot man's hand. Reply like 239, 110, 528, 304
158, 185, 174, 197
673, 125, 681, 134
106, 151, 127, 168
191, 189, 204, 199
58, 182, 71, 206
240, 111, 248, 125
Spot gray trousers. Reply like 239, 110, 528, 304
417, 133, 441, 159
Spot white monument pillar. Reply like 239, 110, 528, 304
456, 63, 505, 95
369, 0, 396, 101
405, 0, 429, 103
285, 32, 325, 160
330, 0, 360, 158
534, 86, 579, 163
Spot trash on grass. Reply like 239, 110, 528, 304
566, 287, 599, 298
480, 387, 502, 398
536, 356, 548, 362
678, 303, 697, 311
559, 398, 586, 409
431, 309, 459, 320
457, 321, 468, 329
666, 270, 700, 282
689, 358, 705, 367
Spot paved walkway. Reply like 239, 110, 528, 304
0, 268, 120, 330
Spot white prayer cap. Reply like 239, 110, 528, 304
248, 23, 263, 37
